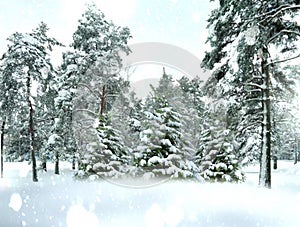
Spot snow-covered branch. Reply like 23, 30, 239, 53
239, 122, 261, 133
245, 89, 261, 93
243, 83, 265, 90
268, 29, 300, 43
253, 4, 300, 23
268, 54, 300, 66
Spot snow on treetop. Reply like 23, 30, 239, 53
47, 133, 60, 145
21, 33, 40, 46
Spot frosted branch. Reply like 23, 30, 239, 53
268, 54, 300, 66
252, 4, 300, 23
243, 83, 264, 89
268, 29, 300, 43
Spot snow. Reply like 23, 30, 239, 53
47, 133, 59, 145
66, 204, 99, 227
244, 25, 260, 46
8, 193, 23, 212
148, 156, 163, 165
1, 161, 300, 226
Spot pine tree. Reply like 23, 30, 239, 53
177, 76, 207, 159
136, 96, 197, 179
196, 113, 245, 183
64, 3, 131, 167
79, 114, 127, 179
71, 3, 131, 75
46, 51, 80, 173
202, 0, 300, 188
0, 22, 62, 181
110, 87, 143, 160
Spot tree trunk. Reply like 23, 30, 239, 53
259, 51, 272, 188
27, 74, 38, 182
41, 160, 47, 172
72, 151, 76, 170
100, 85, 105, 116
54, 150, 59, 174
273, 156, 277, 170
1, 119, 5, 178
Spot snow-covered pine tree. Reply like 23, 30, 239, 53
0, 22, 62, 182
79, 114, 127, 179
136, 96, 197, 179
148, 70, 205, 162
177, 76, 207, 159
67, 3, 131, 166
196, 113, 245, 183
269, 64, 299, 167
202, 0, 300, 188
110, 87, 143, 162
177, 76, 206, 118
0, 52, 29, 165
44, 51, 81, 173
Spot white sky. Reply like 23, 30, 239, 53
0, 0, 217, 84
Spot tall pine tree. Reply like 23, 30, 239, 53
0, 22, 61, 181
203, 0, 300, 188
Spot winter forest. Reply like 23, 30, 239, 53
1, 1, 300, 226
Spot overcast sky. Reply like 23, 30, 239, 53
0, 0, 217, 85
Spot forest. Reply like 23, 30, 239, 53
0, 1, 300, 190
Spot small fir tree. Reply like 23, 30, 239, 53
136, 96, 198, 179
196, 117, 245, 183
79, 114, 128, 179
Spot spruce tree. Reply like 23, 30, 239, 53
196, 114, 245, 183
79, 114, 127, 179
136, 96, 197, 179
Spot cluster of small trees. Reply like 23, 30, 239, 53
75, 69, 245, 183
0, 1, 299, 188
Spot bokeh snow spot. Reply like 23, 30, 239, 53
66, 204, 99, 227
165, 205, 184, 226
145, 203, 184, 227
145, 204, 164, 227
9, 193, 22, 212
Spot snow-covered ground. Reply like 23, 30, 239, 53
1, 160, 300, 227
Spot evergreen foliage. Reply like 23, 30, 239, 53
135, 96, 198, 179
202, 0, 300, 188
79, 114, 127, 179
196, 115, 245, 183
